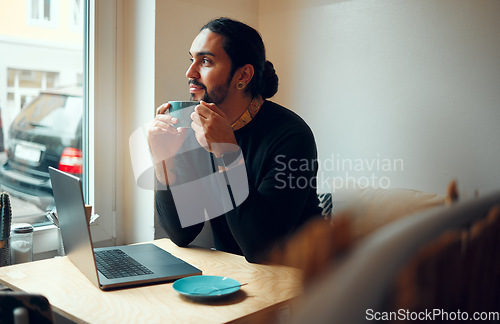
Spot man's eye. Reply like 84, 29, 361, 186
202, 58, 211, 64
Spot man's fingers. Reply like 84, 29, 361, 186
155, 113, 178, 124
190, 111, 203, 126
200, 100, 224, 115
191, 122, 209, 148
156, 102, 171, 115
149, 118, 179, 135
196, 101, 226, 120
149, 125, 177, 135
190, 120, 202, 133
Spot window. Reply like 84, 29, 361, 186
27, 0, 59, 28
30, 0, 50, 21
3, 0, 146, 254
0, 1, 83, 230
8, 68, 59, 91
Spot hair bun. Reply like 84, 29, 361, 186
261, 61, 279, 99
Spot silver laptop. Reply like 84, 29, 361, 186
49, 167, 201, 290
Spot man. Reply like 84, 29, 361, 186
148, 17, 321, 263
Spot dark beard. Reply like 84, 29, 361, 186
189, 73, 233, 105
200, 84, 229, 105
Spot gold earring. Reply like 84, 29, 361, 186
237, 82, 245, 90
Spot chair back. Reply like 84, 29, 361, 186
0, 292, 53, 324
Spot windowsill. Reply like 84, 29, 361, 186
33, 224, 60, 259
32, 221, 115, 261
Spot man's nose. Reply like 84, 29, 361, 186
186, 63, 199, 79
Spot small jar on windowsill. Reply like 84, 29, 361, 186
10, 223, 34, 264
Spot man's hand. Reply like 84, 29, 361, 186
147, 102, 188, 184
190, 101, 239, 157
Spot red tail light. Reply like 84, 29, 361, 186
59, 147, 83, 174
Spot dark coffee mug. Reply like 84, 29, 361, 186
168, 101, 197, 128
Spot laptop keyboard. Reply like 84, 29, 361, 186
95, 249, 154, 279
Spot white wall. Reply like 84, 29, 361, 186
117, 0, 157, 244
259, 0, 500, 196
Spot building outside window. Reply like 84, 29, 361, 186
0, 0, 84, 228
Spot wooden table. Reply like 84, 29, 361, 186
0, 239, 302, 323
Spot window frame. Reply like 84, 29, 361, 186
85, 0, 118, 244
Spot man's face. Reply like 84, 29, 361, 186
186, 29, 234, 105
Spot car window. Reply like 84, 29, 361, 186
17, 94, 82, 135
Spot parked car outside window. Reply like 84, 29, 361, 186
0, 87, 83, 220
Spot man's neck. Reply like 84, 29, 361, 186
219, 95, 253, 125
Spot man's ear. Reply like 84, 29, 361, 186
236, 64, 254, 86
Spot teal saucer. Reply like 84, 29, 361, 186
173, 275, 242, 300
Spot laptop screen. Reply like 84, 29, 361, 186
49, 167, 100, 287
